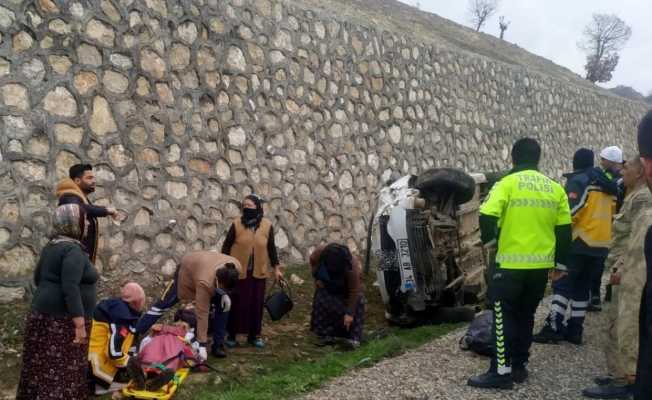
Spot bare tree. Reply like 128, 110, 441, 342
498, 16, 510, 40
579, 13, 632, 83
468, 0, 499, 32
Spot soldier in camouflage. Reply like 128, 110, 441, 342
583, 157, 652, 399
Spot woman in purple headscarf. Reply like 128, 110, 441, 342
221, 194, 283, 350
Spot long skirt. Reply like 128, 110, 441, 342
227, 269, 266, 338
310, 288, 365, 342
16, 311, 90, 400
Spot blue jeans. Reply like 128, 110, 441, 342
210, 289, 229, 351
136, 272, 229, 348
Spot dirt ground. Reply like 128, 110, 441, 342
0, 264, 392, 399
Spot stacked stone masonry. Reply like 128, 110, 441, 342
0, 0, 648, 299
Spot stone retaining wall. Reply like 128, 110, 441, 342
0, 0, 648, 299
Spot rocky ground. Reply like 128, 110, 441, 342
303, 298, 610, 400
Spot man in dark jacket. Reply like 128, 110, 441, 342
56, 164, 118, 263
534, 148, 617, 345
635, 109, 652, 400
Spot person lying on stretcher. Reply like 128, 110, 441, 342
127, 317, 200, 391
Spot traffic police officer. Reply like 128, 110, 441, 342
468, 138, 572, 390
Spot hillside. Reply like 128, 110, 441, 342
291, 0, 644, 103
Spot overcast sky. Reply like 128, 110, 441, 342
398, 0, 651, 95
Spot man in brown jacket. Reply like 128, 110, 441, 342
56, 164, 119, 262
136, 251, 241, 359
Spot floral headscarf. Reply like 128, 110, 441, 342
52, 203, 86, 242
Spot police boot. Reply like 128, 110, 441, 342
467, 369, 514, 390
532, 325, 564, 344
582, 383, 633, 399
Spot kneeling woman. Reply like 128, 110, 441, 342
309, 243, 365, 348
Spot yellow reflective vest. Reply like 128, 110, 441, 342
480, 169, 572, 269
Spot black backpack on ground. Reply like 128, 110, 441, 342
459, 310, 495, 357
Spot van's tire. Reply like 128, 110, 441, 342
429, 306, 476, 324
413, 168, 476, 205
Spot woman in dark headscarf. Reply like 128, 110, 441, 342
222, 194, 283, 349
17, 203, 99, 400
309, 243, 365, 349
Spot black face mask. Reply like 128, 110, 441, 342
242, 207, 258, 221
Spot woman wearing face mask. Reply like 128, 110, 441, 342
221, 194, 283, 348
17, 204, 98, 400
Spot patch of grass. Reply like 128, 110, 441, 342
3, 265, 461, 399
193, 324, 457, 400
0, 301, 28, 391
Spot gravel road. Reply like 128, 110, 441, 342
303, 298, 610, 400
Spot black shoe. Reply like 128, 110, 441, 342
594, 376, 615, 386
467, 371, 514, 390
341, 339, 361, 351
316, 336, 335, 347
512, 367, 528, 384
533, 326, 564, 344
146, 369, 175, 391
582, 383, 633, 399
126, 357, 146, 390
211, 345, 227, 358
564, 334, 583, 345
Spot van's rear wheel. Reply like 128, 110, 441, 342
413, 168, 476, 205
423, 306, 476, 324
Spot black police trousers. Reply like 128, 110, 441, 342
489, 268, 548, 374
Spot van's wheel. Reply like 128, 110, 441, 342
425, 306, 476, 324
413, 168, 476, 205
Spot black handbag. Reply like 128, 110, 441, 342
264, 279, 293, 321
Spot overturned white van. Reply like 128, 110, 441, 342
368, 168, 493, 325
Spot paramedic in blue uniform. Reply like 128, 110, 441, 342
533, 148, 617, 345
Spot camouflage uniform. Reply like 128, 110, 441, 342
606, 184, 652, 379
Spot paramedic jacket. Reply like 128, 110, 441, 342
89, 298, 141, 385
564, 167, 618, 258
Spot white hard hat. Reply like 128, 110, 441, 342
599, 146, 623, 164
